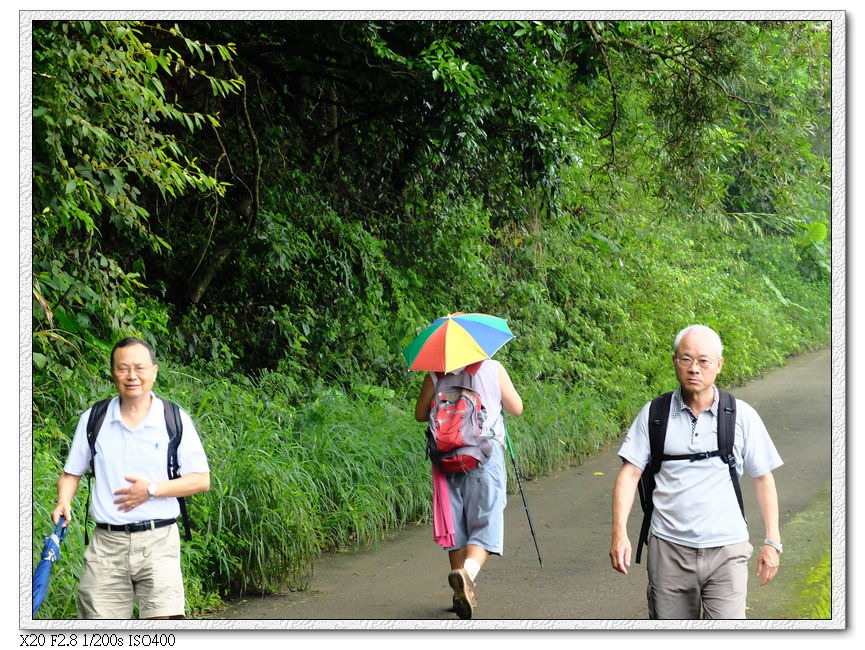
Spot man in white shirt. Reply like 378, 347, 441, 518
609, 324, 782, 619
52, 337, 210, 619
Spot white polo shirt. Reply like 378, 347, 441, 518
618, 386, 783, 548
64, 394, 210, 526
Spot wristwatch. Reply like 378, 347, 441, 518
148, 482, 158, 500
763, 539, 783, 554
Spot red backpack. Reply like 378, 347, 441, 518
425, 362, 493, 473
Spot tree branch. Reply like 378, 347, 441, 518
586, 21, 618, 168
228, 61, 261, 234
589, 27, 767, 125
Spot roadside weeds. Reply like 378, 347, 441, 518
746, 479, 833, 620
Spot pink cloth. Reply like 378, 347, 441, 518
432, 463, 455, 548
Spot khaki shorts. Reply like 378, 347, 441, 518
77, 523, 185, 619
647, 535, 753, 619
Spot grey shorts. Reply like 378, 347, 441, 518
444, 441, 507, 554
77, 523, 185, 619
647, 535, 753, 619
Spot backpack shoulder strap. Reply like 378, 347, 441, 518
163, 400, 183, 479
648, 392, 673, 474
83, 398, 111, 545
716, 389, 735, 456
717, 389, 746, 523
85, 398, 111, 472
161, 399, 192, 542
635, 391, 673, 564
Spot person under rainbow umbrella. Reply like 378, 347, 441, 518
403, 312, 541, 620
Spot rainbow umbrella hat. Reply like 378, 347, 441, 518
402, 312, 514, 373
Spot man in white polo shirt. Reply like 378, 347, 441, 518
52, 337, 210, 619
609, 324, 782, 619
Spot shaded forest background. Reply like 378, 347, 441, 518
30, 19, 831, 618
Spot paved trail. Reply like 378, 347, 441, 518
216, 347, 832, 623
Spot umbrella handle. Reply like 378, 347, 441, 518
53, 516, 67, 541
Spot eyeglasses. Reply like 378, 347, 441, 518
674, 356, 716, 369
112, 364, 154, 376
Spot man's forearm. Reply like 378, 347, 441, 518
57, 471, 81, 506
753, 472, 780, 541
611, 462, 642, 537
152, 472, 211, 499
53, 472, 82, 525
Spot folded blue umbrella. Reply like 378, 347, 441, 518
32, 516, 67, 617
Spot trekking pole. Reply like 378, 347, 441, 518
505, 422, 543, 568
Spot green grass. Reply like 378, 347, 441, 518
795, 551, 832, 619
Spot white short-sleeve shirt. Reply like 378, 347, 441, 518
618, 386, 783, 548
64, 394, 210, 525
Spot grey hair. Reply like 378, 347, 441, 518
673, 325, 723, 358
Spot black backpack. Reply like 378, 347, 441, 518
83, 397, 191, 543
635, 389, 745, 563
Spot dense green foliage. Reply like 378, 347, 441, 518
30, 19, 831, 618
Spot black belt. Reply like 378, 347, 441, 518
96, 518, 176, 533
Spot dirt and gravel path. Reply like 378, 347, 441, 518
215, 347, 832, 623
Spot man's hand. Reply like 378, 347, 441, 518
113, 476, 151, 512
756, 544, 780, 585
51, 502, 71, 527
610, 532, 632, 575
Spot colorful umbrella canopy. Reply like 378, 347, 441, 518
403, 312, 514, 373
32, 517, 67, 617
